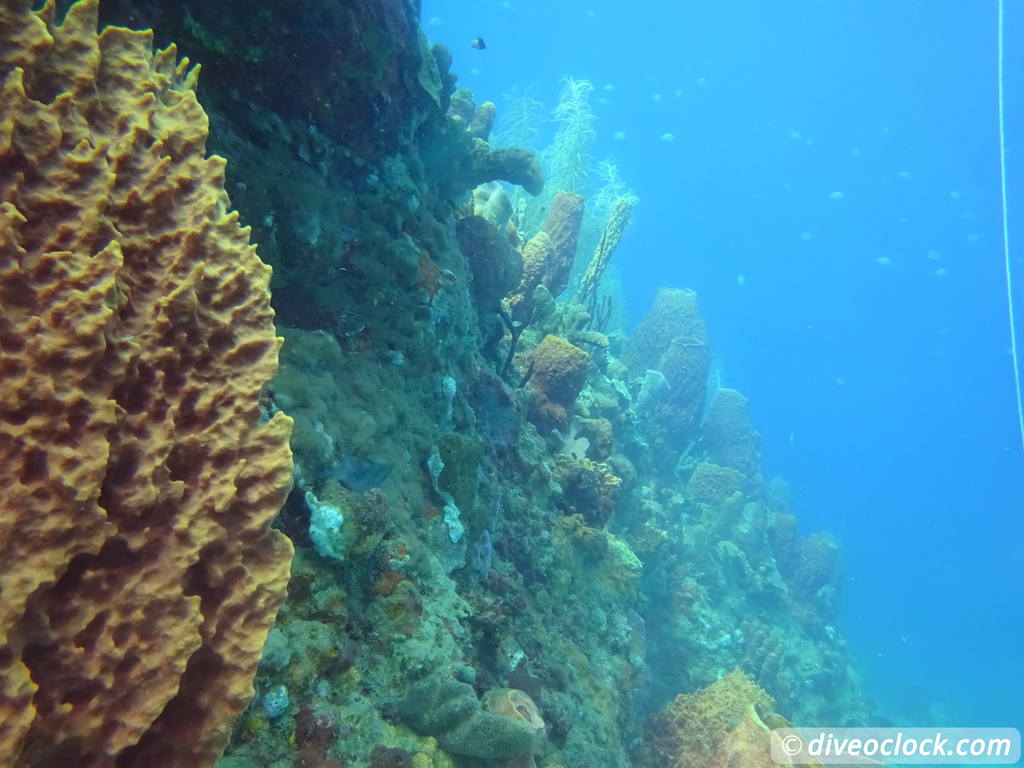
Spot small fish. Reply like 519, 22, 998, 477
612, 131, 627, 141
828, 190, 844, 200
322, 455, 393, 493
660, 132, 676, 142
470, 37, 486, 50
875, 256, 893, 266
736, 274, 746, 287
652, 93, 663, 102
935, 268, 949, 276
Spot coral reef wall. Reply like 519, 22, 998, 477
0, 1, 293, 766
8, 2, 880, 768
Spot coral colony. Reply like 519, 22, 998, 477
1, 2, 876, 767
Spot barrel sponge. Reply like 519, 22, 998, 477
637, 669, 776, 768
399, 676, 541, 760
784, 532, 841, 598
703, 388, 762, 482
0, 2, 294, 766
623, 288, 708, 376
527, 335, 590, 431
688, 462, 746, 506
653, 335, 710, 443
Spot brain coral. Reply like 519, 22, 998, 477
0, 2, 294, 766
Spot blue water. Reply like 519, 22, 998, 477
423, 0, 1023, 731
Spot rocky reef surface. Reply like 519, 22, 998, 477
1, 1, 879, 767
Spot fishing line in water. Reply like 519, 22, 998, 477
998, 0, 1024, 453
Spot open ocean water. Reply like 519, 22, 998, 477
423, 0, 1024, 731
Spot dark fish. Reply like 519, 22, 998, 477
470, 37, 486, 50
322, 455, 393, 492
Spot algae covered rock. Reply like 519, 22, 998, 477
553, 455, 622, 529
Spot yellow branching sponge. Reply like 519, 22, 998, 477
0, 2, 294, 766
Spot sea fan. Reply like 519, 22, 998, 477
493, 85, 547, 150
545, 75, 597, 196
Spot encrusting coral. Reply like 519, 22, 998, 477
0, 2, 294, 766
